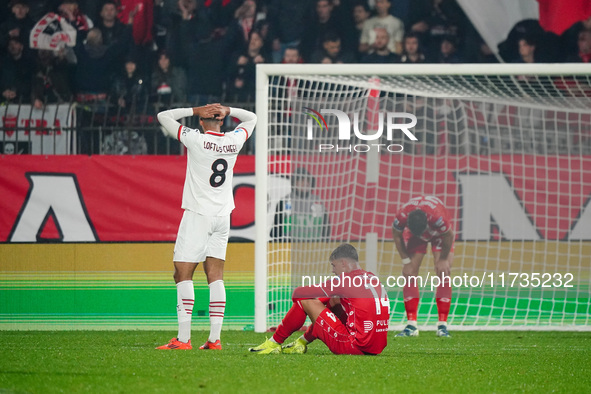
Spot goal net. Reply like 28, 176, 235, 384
254, 64, 591, 332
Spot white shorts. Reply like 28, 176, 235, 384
173, 210, 230, 263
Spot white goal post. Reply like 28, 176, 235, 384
254, 64, 591, 333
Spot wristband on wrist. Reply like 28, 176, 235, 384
402, 257, 411, 265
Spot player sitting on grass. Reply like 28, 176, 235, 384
249, 243, 390, 355
392, 195, 454, 338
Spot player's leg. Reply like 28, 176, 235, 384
433, 246, 454, 337
250, 300, 307, 354
273, 300, 308, 343
300, 298, 328, 322
199, 214, 230, 349
301, 299, 364, 355
157, 210, 206, 350
202, 256, 225, 349
174, 261, 199, 342
283, 297, 340, 354
397, 230, 426, 337
251, 297, 329, 354
156, 261, 199, 349
281, 324, 316, 354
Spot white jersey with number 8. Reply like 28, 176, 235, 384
157, 107, 257, 216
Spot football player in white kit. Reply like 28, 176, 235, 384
156, 103, 256, 350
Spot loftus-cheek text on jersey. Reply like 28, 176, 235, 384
203, 141, 238, 153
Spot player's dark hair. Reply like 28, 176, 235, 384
408, 210, 428, 237
201, 117, 223, 124
329, 243, 358, 262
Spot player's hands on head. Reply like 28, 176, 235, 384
194, 105, 217, 119
206, 103, 230, 120
194, 104, 230, 121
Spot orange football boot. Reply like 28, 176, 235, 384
156, 338, 192, 350
199, 340, 222, 350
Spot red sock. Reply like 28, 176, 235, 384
436, 281, 452, 322
303, 324, 316, 343
273, 301, 307, 344
403, 282, 420, 322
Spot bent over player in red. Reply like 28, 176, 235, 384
392, 195, 454, 337
249, 243, 390, 355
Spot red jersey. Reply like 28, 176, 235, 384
393, 195, 452, 242
295, 269, 390, 354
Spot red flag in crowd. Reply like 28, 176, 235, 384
118, 0, 154, 45
537, 0, 591, 35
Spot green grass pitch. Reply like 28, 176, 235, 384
1, 331, 590, 393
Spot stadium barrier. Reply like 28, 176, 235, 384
0, 94, 256, 156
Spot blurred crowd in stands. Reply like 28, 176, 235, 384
1, 0, 590, 109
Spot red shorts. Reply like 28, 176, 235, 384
312, 309, 364, 355
403, 228, 455, 255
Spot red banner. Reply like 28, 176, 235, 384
0, 155, 254, 242
1, 155, 590, 242
538, 0, 591, 36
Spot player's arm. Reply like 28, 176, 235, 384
438, 229, 454, 262
157, 108, 193, 140
392, 221, 411, 264
157, 106, 219, 140
200, 104, 256, 140
328, 297, 341, 308
434, 229, 454, 278
292, 285, 328, 301
229, 107, 257, 140
328, 297, 347, 323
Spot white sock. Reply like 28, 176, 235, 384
407, 320, 418, 328
437, 321, 447, 327
208, 280, 226, 342
270, 337, 279, 344
176, 280, 194, 343
299, 335, 310, 344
